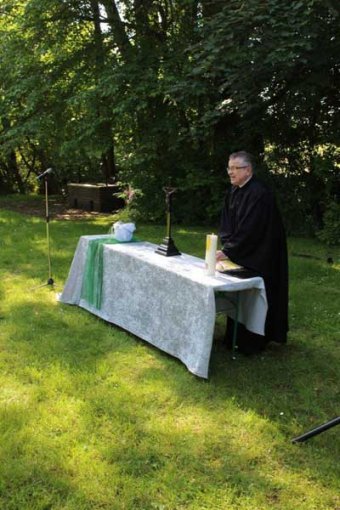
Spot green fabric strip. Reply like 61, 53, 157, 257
81, 236, 137, 309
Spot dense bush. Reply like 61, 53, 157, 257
317, 201, 340, 246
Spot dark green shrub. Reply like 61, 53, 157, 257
317, 201, 340, 246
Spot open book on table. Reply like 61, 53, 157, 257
216, 258, 243, 272
215, 258, 257, 279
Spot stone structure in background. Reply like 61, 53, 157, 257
67, 183, 124, 213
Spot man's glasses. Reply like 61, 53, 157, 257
227, 165, 249, 171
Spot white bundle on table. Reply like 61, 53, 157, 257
112, 221, 136, 242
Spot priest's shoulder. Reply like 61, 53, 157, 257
244, 177, 279, 209
245, 176, 271, 196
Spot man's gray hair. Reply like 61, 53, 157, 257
229, 151, 254, 169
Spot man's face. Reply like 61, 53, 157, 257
227, 157, 252, 187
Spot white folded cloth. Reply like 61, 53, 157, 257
112, 221, 136, 242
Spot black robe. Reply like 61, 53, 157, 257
220, 176, 288, 347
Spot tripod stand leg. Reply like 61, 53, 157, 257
31, 174, 55, 290
291, 416, 340, 443
45, 179, 53, 285
45, 220, 54, 286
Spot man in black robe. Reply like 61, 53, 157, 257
216, 150, 289, 354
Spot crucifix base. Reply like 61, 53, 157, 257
155, 237, 181, 257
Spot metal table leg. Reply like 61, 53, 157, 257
215, 291, 240, 360
231, 292, 240, 360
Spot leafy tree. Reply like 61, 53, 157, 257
0, 0, 338, 234
0, 0, 119, 191
164, 0, 340, 224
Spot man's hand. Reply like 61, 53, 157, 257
216, 250, 228, 261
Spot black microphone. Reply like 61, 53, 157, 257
37, 168, 53, 180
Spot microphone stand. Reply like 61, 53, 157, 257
33, 170, 55, 288
44, 173, 54, 286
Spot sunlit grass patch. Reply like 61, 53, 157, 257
0, 207, 339, 510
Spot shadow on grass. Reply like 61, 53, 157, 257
2, 331, 339, 510
0, 381, 303, 510
1, 310, 338, 509
1, 210, 339, 508
6, 296, 340, 470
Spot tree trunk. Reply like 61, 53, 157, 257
91, 0, 117, 182
1, 117, 25, 193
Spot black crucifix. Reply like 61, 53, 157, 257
155, 187, 181, 257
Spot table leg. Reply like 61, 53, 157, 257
215, 291, 241, 359
231, 292, 240, 360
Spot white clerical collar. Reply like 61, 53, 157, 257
238, 174, 253, 188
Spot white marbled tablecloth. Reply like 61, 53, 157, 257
58, 236, 267, 378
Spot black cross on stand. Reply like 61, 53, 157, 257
155, 187, 181, 257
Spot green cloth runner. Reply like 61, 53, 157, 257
81, 236, 138, 309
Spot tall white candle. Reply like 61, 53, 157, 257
205, 234, 218, 276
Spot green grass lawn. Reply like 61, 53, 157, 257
0, 201, 339, 510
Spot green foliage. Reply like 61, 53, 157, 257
0, 0, 339, 228
317, 201, 340, 245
